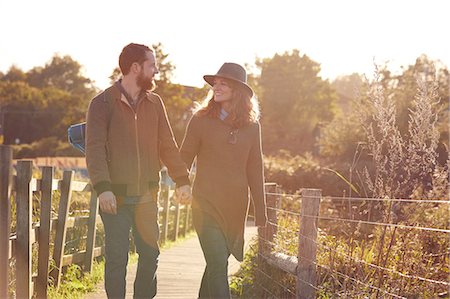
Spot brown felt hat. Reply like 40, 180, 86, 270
203, 62, 253, 97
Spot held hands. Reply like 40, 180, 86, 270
173, 184, 192, 205
98, 191, 117, 214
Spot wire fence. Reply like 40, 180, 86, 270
255, 187, 449, 299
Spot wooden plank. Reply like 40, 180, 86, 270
16, 160, 33, 299
9, 228, 38, 260
297, 188, 321, 299
84, 190, 98, 273
0, 145, 12, 299
183, 205, 190, 237
8, 239, 12, 260
64, 215, 92, 229
50, 170, 73, 287
36, 166, 53, 299
62, 246, 105, 266
35, 178, 59, 192
52, 214, 100, 230
264, 252, 297, 275
70, 180, 90, 192
30, 178, 38, 192
35, 178, 89, 193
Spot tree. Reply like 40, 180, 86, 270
256, 50, 337, 154
27, 54, 96, 96
316, 73, 365, 160
1, 65, 27, 82
331, 73, 364, 114
0, 80, 47, 144
0, 55, 97, 146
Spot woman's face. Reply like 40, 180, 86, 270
212, 78, 233, 103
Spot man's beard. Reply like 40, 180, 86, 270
137, 72, 156, 91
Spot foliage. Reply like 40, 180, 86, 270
232, 63, 449, 298
319, 56, 449, 176
264, 150, 350, 196
331, 73, 364, 113
232, 200, 448, 298
151, 43, 207, 143
256, 49, 338, 154
230, 242, 264, 299
47, 262, 104, 299
318, 114, 364, 159
376, 55, 449, 144
355, 66, 444, 199
0, 55, 96, 146
12, 136, 80, 158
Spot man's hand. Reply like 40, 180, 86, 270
174, 185, 192, 205
98, 191, 117, 214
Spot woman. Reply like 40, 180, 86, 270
180, 62, 267, 298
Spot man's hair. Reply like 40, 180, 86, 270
119, 43, 153, 75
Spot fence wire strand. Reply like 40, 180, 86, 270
301, 214, 450, 233
296, 227, 450, 287
258, 235, 407, 298
265, 207, 450, 286
266, 192, 450, 204
256, 189, 449, 297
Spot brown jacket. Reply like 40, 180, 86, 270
180, 114, 267, 261
86, 84, 189, 197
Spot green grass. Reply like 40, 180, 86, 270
47, 261, 104, 299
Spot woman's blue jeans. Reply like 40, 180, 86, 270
100, 200, 160, 299
194, 210, 231, 299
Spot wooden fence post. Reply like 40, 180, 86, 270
50, 170, 73, 287
297, 188, 321, 299
16, 160, 33, 299
258, 183, 278, 256
183, 205, 190, 237
0, 145, 12, 298
84, 189, 98, 273
36, 166, 54, 299
173, 203, 181, 241
160, 184, 170, 244
257, 183, 278, 298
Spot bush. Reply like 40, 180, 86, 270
12, 137, 82, 158
264, 150, 351, 196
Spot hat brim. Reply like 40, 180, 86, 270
203, 75, 254, 97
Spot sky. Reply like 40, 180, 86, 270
0, 0, 448, 89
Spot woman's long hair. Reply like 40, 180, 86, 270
195, 79, 260, 128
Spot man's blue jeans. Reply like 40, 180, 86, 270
194, 210, 231, 299
100, 200, 160, 299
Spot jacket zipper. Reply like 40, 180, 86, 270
120, 95, 142, 195
134, 112, 141, 194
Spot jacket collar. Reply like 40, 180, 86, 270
107, 83, 157, 104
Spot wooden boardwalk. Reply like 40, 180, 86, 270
84, 222, 258, 299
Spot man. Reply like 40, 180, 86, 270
86, 43, 191, 298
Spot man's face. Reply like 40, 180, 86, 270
136, 51, 159, 90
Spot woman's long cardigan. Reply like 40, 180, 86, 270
180, 114, 267, 261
